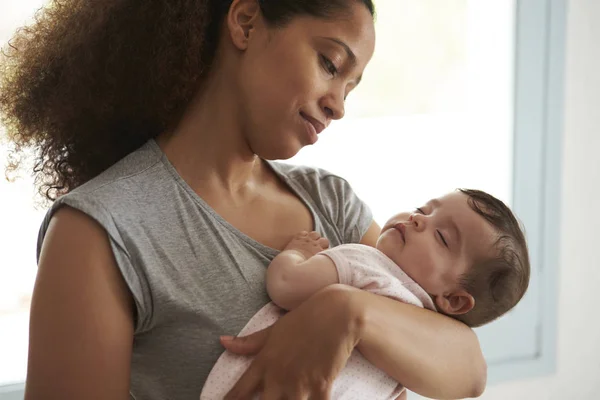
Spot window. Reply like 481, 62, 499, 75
293, 0, 515, 217
291, 0, 565, 387
0, 0, 565, 397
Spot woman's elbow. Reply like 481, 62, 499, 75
467, 331, 487, 398
449, 322, 487, 398
471, 356, 487, 397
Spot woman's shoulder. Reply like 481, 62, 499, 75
37, 139, 171, 259
36, 141, 170, 332
268, 161, 373, 244
69, 139, 164, 198
267, 161, 356, 200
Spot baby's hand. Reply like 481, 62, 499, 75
284, 231, 330, 259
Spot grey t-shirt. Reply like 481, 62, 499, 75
36, 139, 373, 400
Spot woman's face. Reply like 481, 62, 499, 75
232, 1, 376, 160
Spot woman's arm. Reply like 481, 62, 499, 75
222, 283, 484, 399
352, 288, 486, 399
357, 221, 486, 399
223, 222, 486, 399
26, 207, 134, 399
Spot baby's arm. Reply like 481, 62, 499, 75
267, 231, 339, 311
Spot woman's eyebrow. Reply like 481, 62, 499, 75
320, 36, 357, 66
319, 37, 363, 85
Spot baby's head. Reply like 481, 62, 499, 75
376, 189, 530, 327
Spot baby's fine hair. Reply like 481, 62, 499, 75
453, 189, 530, 327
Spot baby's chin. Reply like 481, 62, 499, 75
375, 239, 397, 261
376, 241, 404, 270
374, 234, 388, 252
376, 228, 403, 252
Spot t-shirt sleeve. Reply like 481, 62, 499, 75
270, 163, 374, 245
302, 170, 373, 244
36, 192, 152, 333
333, 176, 373, 244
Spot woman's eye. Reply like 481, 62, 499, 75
437, 230, 449, 248
320, 55, 338, 76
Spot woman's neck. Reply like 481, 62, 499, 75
155, 66, 264, 198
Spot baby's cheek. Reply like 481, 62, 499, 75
415, 258, 439, 286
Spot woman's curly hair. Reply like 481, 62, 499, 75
0, 0, 374, 201
1, 0, 214, 200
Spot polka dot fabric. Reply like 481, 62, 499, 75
200, 303, 285, 399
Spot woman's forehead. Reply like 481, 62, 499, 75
286, 7, 375, 63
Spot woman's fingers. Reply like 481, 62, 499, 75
224, 286, 356, 399
309, 380, 332, 400
259, 384, 283, 400
220, 327, 271, 356
260, 382, 316, 400
224, 362, 263, 400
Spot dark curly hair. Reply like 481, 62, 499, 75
455, 189, 530, 327
0, 0, 375, 201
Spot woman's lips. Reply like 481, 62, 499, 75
300, 112, 325, 134
302, 117, 319, 144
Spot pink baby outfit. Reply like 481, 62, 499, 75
200, 244, 436, 400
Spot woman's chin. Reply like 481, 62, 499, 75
255, 141, 305, 161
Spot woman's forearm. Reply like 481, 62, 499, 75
349, 287, 487, 399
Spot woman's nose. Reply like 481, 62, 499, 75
320, 90, 345, 121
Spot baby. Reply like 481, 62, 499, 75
200, 188, 530, 399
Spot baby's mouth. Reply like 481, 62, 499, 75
394, 223, 406, 243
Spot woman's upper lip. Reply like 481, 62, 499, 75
394, 223, 406, 242
300, 112, 325, 134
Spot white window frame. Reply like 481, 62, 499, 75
486, 0, 566, 384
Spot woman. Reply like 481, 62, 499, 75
0, 0, 487, 398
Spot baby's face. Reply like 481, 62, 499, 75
376, 191, 497, 295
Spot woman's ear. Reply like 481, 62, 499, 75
434, 290, 475, 316
227, 0, 262, 50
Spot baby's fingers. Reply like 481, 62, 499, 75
308, 231, 322, 240
318, 237, 330, 249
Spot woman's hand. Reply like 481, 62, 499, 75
221, 284, 362, 399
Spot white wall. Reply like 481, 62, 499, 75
476, 0, 600, 398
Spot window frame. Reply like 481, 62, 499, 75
486, 0, 566, 384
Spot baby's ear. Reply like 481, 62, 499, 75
434, 290, 475, 315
